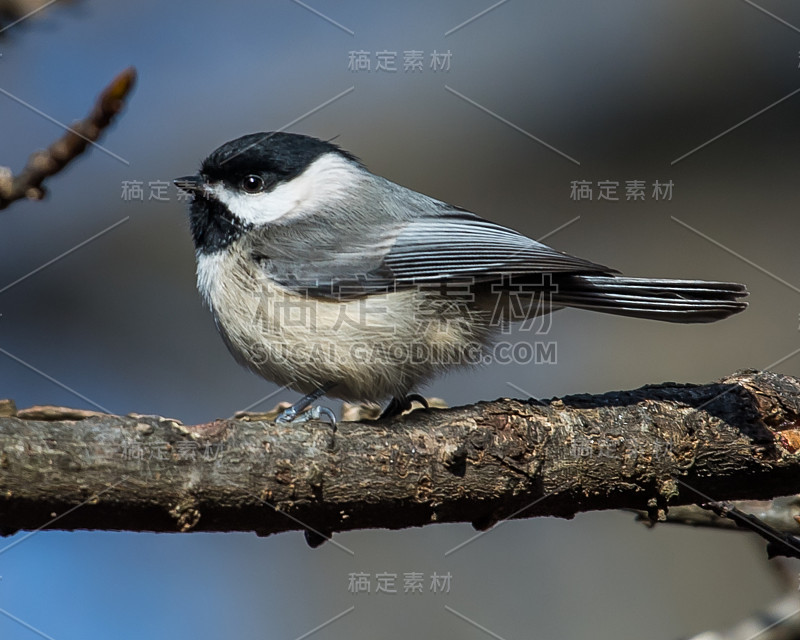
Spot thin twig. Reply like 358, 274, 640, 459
700, 501, 800, 560
630, 497, 800, 535
0, 66, 137, 210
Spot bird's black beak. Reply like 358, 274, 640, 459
173, 175, 204, 194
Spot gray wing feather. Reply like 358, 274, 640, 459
384, 214, 612, 283
250, 210, 612, 299
246, 170, 613, 299
246, 218, 399, 298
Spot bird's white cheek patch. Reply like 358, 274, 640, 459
211, 153, 362, 226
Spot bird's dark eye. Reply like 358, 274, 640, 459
241, 174, 265, 193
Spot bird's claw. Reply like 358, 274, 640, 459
309, 406, 337, 427
380, 394, 430, 419
405, 394, 429, 410
277, 404, 337, 429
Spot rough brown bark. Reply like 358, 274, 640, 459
1, 369, 799, 539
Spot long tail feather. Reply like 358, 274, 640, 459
553, 276, 748, 323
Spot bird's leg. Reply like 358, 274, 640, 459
276, 383, 337, 427
380, 394, 429, 419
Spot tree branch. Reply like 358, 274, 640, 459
1, 370, 800, 542
630, 496, 800, 534
0, 66, 136, 210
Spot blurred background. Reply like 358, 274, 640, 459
1, 0, 799, 638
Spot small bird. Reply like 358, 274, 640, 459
175, 132, 747, 424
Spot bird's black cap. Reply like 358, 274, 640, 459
200, 132, 360, 188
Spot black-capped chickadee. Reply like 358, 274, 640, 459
175, 132, 747, 425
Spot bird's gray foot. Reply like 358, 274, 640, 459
380, 394, 429, 419
277, 404, 337, 427
275, 383, 337, 429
